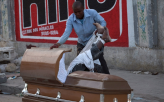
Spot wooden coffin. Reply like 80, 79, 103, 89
21, 48, 132, 102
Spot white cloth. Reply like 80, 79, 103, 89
67, 50, 95, 74
57, 32, 104, 83
57, 53, 67, 83
67, 33, 102, 74
94, 33, 105, 44
80, 32, 102, 66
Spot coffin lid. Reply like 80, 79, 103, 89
20, 47, 72, 85
65, 71, 132, 94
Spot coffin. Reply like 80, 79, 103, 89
21, 48, 132, 102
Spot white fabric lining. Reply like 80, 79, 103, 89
57, 53, 67, 83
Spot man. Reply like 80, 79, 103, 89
50, 1, 110, 74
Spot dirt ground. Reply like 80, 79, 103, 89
0, 95, 22, 102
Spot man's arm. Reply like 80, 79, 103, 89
92, 10, 106, 27
57, 18, 73, 44
50, 18, 73, 49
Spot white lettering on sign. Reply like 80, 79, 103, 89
22, 30, 27, 34
39, 25, 54, 31
41, 30, 58, 36
50, 25, 54, 29
41, 31, 49, 35
50, 30, 58, 35
27, 29, 32, 33
33, 28, 38, 32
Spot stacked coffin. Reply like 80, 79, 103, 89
20, 48, 132, 102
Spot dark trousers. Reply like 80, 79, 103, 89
75, 43, 110, 74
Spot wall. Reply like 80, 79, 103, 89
157, 0, 164, 72
0, 0, 15, 47
0, 0, 164, 73
0, 0, 2, 40
157, 0, 164, 49
14, 41, 164, 73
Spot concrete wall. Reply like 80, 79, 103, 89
0, 0, 164, 73
14, 41, 164, 73
0, 0, 2, 40
0, 0, 15, 47
133, 0, 158, 48
157, 0, 164, 49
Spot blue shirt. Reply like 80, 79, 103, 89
57, 9, 106, 46
78, 19, 84, 25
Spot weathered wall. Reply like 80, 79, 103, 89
157, 0, 164, 49
0, 0, 2, 40
13, 41, 163, 73
133, 0, 158, 48
0, 0, 15, 47
0, 0, 164, 73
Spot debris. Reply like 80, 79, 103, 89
144, 71, 150, 75
6, 73, 20, 78
26, 44, 37, 49
5, 63, 17, 72
0, 91, 11, 95
133, 71, 141, 74
3, 53, 9, 58
16, 70, 20, 73
16, 93, 24, 97
8, 76, 17, 80
0, 64, 7, 73
152, 72, 159, 75
0, 41, 7, 47
0, 47, 18, 61
12, 56, 22, 66
133, 97, 143, 100
0, 73, 7, 84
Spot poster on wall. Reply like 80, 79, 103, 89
15, 0, 129, 47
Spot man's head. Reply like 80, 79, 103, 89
72, 1, 84, 19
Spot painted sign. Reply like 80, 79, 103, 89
15, 0, 130, 47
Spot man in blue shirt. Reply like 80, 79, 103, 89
50, 1, 110, 74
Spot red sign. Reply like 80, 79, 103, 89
15, 0, 128, 47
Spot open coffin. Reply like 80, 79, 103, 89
21, 48, 132, 102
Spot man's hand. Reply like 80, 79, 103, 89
93, 23, 104, 34
50, 43, 61, 49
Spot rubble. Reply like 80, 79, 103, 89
0, 73, 7, 84
8, 76, 17, 80
133, 97, 143, 100
0, 47, 18, 62
132, 71, 159, 75
0, 64, 7, 73
144, 71, 150, 75
152, 72, 159, 75
0, 41, 7, 47
12, 56, 22, 66
133, 71, 142, 74
5, 63, 17, 72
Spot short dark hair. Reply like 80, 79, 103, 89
72, 1, 84, 9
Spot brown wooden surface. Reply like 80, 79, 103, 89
21, 48, 132, 102
65, 71, 132, 94
25, 83, 129, 102
20, 48, 71, 85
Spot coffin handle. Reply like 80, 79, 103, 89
35, 88, 40, 95
22, 83, 28, 94
56, 92, 61, 101
79, 95, 85, 102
